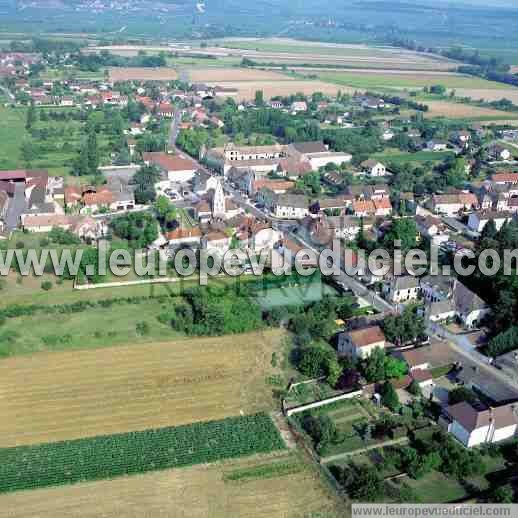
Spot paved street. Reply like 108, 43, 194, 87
6, 183, 27, 231
168, 109, 182, 150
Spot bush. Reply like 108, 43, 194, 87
41, 280, 53, 291
136, 321, 150, 336
39, 237, 50, 247
15, 241, 25, 249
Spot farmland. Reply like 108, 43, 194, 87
423, 100, 518, 119
0, 413, 284, 494
186, 67, 294, 82
209, 80, 342, 101
107, 67, 178, 82
315, 70, 509, 91
0, 105, 25, 170
0, 451, 345, 518
0, 329, 286, 446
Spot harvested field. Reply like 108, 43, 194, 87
0, 452, 346, 518
0, 330, 285, 447
212, 80, 344, 101
424, 100, 512, 118
187, 67, 293, 82
453, 87, 518, 104
107, 67, 178, 81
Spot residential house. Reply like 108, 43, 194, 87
383, 275, 420, 304
202, 231, 231, 253
453, 130, 471, 148
271, 193, 309, 220
203, 143, 286, 176
22, 214, 102, 240
327, 215, 373, 241
415, 215, 449, 246
492, 172, 518, 185
360, 160, 387, 177
441, 401, 518, 448
143, 152, 198, 183
425, 279, 490, 329
276, 157, 313, 179
426, 140, 448, 152
290, 101, 308, 113
352, 199, 376, 218
430, 193, 478, 216
338, 326, 386, 360
467, 210, 513, 233
488, 144, 512, 162
287, 141, 352, 170
166, 227, 202, 248
373, 198, 392, 217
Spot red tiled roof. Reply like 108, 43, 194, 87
493, 173, 518, 184
349, 326, 386, 348
353, 200, 375, 213
374, 198, 392, 210
166, 227, 202, 241
143, 152, 197, 173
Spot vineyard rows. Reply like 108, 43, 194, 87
0, 413, 285, 494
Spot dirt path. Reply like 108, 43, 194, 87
321, 436, 409, 464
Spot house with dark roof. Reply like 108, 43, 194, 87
424, 279, 490, 329
441, 401, 518, 447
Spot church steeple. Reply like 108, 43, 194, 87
212, 178, 226, 219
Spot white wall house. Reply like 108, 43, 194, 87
338, 326, 386, 360
361, 160, 387, 177
443, 401, 518, 448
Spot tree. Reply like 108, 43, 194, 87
41, 280, 53, 291
298, 345, 343, 386
361, 348, 407, 383
448, 387, 478, 405
399, 446, 441, 479
380, 381, 400, 411
347, 465, 384, 502
21, 139, 37, 166
408, 379, 422, 397
383, 219, 417, 252
382, 306, 425, 346
26, 101, 37, 130
490, 484, 514, 503
87, 128, 99, 174
254, 90, 264, 107
430, 84, 446, 95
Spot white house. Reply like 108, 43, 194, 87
143, 152, 198, 183
488, 144, 512, 162
427, 140, 448, 152
287, 141, 351, 170
290, 101, 308, 113
442, 401, 518, 448
383, 275, 420, 304
338, 326, 386, 360
467, 211, 513, 233
360, 159, 387, 177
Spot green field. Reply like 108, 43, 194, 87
0, 296, 185, 357
216, 39, 386, 58
316, 71, 510, 91
373, 150, 455, 164
0, 413, 285, 494
0, 105, 25, 169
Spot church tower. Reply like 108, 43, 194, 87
212, 178, 226, 219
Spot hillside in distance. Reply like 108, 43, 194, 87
3, 0, 518, 59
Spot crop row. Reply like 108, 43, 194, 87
0, 413, 285, 494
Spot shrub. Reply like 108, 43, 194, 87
41, 280, 53, 291
15, 241, 25, 249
